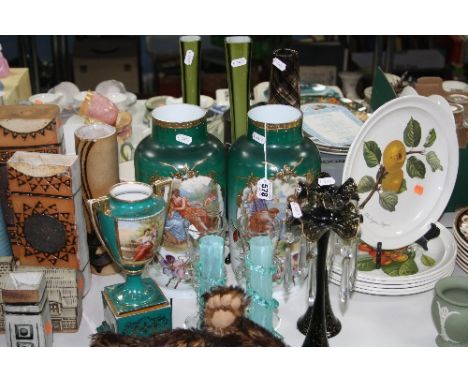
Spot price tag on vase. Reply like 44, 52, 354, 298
252, 131, 266, 144
184, 50, 194, 66
176, 134, 192, 145
256, 178, 273, 201
231, 57, 247, 68
272, 57, 287, 71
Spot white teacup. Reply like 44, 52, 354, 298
106, 92, 128, 111
166, 95, 214, 110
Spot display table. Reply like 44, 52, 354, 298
0, 68, 32, 105
0, 97, 464, 347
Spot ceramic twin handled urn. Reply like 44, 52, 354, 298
89, 181, 173, 336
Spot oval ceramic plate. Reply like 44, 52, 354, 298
343, 96, 458, 249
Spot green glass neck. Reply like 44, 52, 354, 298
247, 122, 303, 145
152, 122, 207, 146
180, 38, 201, 105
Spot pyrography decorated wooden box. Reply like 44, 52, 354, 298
0, 104, 63, 250
6, 151, 90, 292
16, 266, 83, 333
2, 271, 53, 347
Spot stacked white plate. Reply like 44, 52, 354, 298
453, 208, 468, 273
330, 95, 459, 296
331, 223, 457, 296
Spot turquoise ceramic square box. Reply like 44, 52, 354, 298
101, 282, 172, 337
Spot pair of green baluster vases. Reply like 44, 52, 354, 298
133, 102, 321, 292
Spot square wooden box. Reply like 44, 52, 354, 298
0, 104, 64, 247
6, 152, 89, 273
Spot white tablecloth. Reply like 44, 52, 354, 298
1, 264, 463, 347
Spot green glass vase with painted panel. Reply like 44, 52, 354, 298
227, 104, 321, 289
134, 104, 226, 292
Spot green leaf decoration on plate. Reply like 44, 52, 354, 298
357, 175, 375, 193
423, 128, 436, 148
406, 156, 426, 179
403, 117, 422, 147
382, 262, 402, 277
357, 255, 376, 272
421, 254, 436, 267
379, 192, 398, 212
363, 141, 382, 168
397, 178, 407, 194
399, 258, 418, 276
426, 151, 443, 172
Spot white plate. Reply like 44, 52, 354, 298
456, 247, 468, 261
343, 96, 458, 249
308, 139, 349, 156
333, 258, 454, 288
332, 224, 457, 285
331, 265, 455, 296
332, 264, 452, 288
442, 80, 468, 93
331, 262, 456, 295
457, 251, 468, 265
332, 256, 455, 288
331, 264, 454, 290
453, 228, 468, 252
315, 146, 349, 156
454, 232, 468, 253
29, 93, 63, 106
456, 259, 468, 273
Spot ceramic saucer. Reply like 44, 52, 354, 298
442, 80, 468, 93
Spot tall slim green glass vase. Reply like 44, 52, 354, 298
225, 36, 252, 142
180, 36, 201, 106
